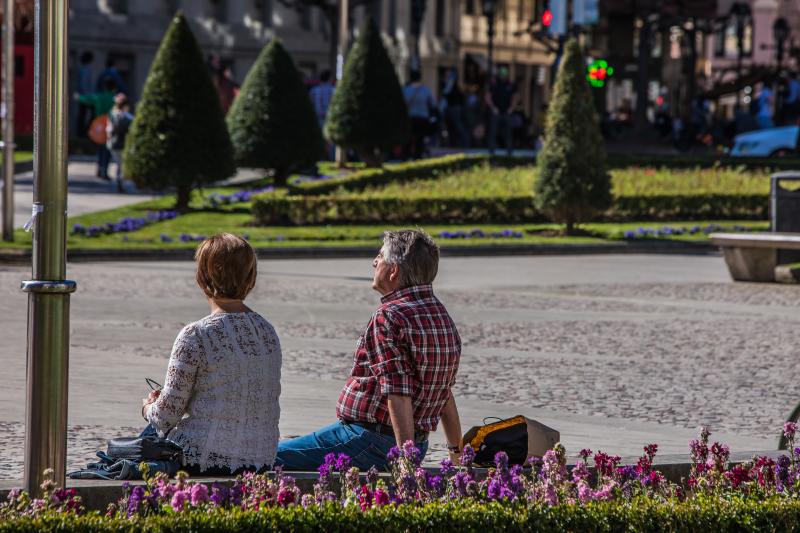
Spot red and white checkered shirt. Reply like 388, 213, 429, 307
336, 284, 461, 433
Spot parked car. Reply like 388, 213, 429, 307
730, 126, 799, 157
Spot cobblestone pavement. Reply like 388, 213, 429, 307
0, 254, 794, 478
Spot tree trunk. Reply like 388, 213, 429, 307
273, 166, 290, 187
175, 184, 192, 211
359, 147, 383, 168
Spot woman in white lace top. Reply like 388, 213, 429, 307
141, 233, 282, 474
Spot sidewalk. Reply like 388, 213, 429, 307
2, 159, 266, 229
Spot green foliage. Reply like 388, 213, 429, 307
534, 39, 611, 233
227, 40, 324, 186
289, 154, 492, 195
4, 497, 800, 532
254, 162, 770, 225
324, 17, 409, 166
123, 12, 235, 210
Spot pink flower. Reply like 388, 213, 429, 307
785, 422, 798, 441
170, 490, 188, 512
190, 484, 209, 506
358, 485, 373, 511
374, 487, 390, 506
577, 482, 593, 504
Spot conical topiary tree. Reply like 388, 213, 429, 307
227, 40, 324, 186
534, 38, 611, 235
123, 12, 234, 210
324, 17, 409, 167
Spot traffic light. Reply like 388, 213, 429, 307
542, 8, 553, 27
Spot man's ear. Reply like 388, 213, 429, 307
389, 264, 401, 281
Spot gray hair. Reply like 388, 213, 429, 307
381, 229, 440, 288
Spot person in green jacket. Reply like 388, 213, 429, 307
76, 78, 117, 180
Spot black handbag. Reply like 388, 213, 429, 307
107, 436, 184, 463
463, 415, 560, 466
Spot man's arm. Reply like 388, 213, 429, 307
387, 394, 415, 447
439, 392, 462, 462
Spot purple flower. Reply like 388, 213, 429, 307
460, 444, 476, 467
335, 453, 351, 472
784, 422, 798, 441
190, 484, 209, 506
170, 490, 188, 512
209, 483, 229, 507
160, 234, 172, 243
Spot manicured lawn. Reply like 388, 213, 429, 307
325, 163, 771, 200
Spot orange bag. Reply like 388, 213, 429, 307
88, 114, 108, 145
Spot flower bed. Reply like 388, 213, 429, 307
71, 210, 178, 238
3, 426, 800, 531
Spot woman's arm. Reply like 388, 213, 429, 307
145, 325, 202, 436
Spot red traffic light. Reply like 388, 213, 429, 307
542, 8, 553, 27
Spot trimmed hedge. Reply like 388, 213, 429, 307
608, 153, 800, 171
4, 498, 800, 532
288, 154, 498, 195
252, 193, 767, 225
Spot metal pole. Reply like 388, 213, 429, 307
335, 0, 349, 166
22, 0, 75, 496
1, 0, 13, 242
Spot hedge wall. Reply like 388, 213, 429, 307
4, 498, 800, 533
252, 193, 767, 225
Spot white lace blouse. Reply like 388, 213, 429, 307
146, 311, 282, 472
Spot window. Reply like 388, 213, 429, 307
388, 0, 396, 35
517, 0, 525, 23
366, 0, 382, 27
464, 0, 474, 15
255, 0, 273, 28
299, 5, 311, 30
107, 0, 128, 15
435, 0, 445, 36
210, 0, 227, 23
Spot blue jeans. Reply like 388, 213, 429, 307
274, 421, 428, 471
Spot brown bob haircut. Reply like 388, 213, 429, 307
195, 233, 257, 300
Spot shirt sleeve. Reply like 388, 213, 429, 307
368, 308, 414, 396
146, 324, 203, 436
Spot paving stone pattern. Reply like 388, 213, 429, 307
0, 256, 796, 478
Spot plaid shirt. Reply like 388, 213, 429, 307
336, 284, 461, 432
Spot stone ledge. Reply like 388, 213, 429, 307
0, 451, 782, 511
0, 240, 716, 265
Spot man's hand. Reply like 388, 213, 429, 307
440, 392, 463, 464
387, 394, 415, 447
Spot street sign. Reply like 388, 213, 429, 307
573, 0, 599, 25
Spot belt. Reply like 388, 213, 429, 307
347, 421, 429, 444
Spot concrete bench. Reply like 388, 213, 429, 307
710, 232, 800, 282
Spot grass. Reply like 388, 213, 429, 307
316, 163, 771, 200
15, 151, 32, 162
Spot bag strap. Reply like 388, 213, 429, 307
483, 417, 504, 425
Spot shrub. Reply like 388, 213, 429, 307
324, 17, 409, 167
534, 38, 611, 234
227, 40, 324, 186
123, 12, 235, 210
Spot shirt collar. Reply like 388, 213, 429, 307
380, 284, 434, 304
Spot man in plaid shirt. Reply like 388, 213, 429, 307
276, 229, 463, 470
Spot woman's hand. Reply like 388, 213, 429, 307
141, 390, 160, 419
